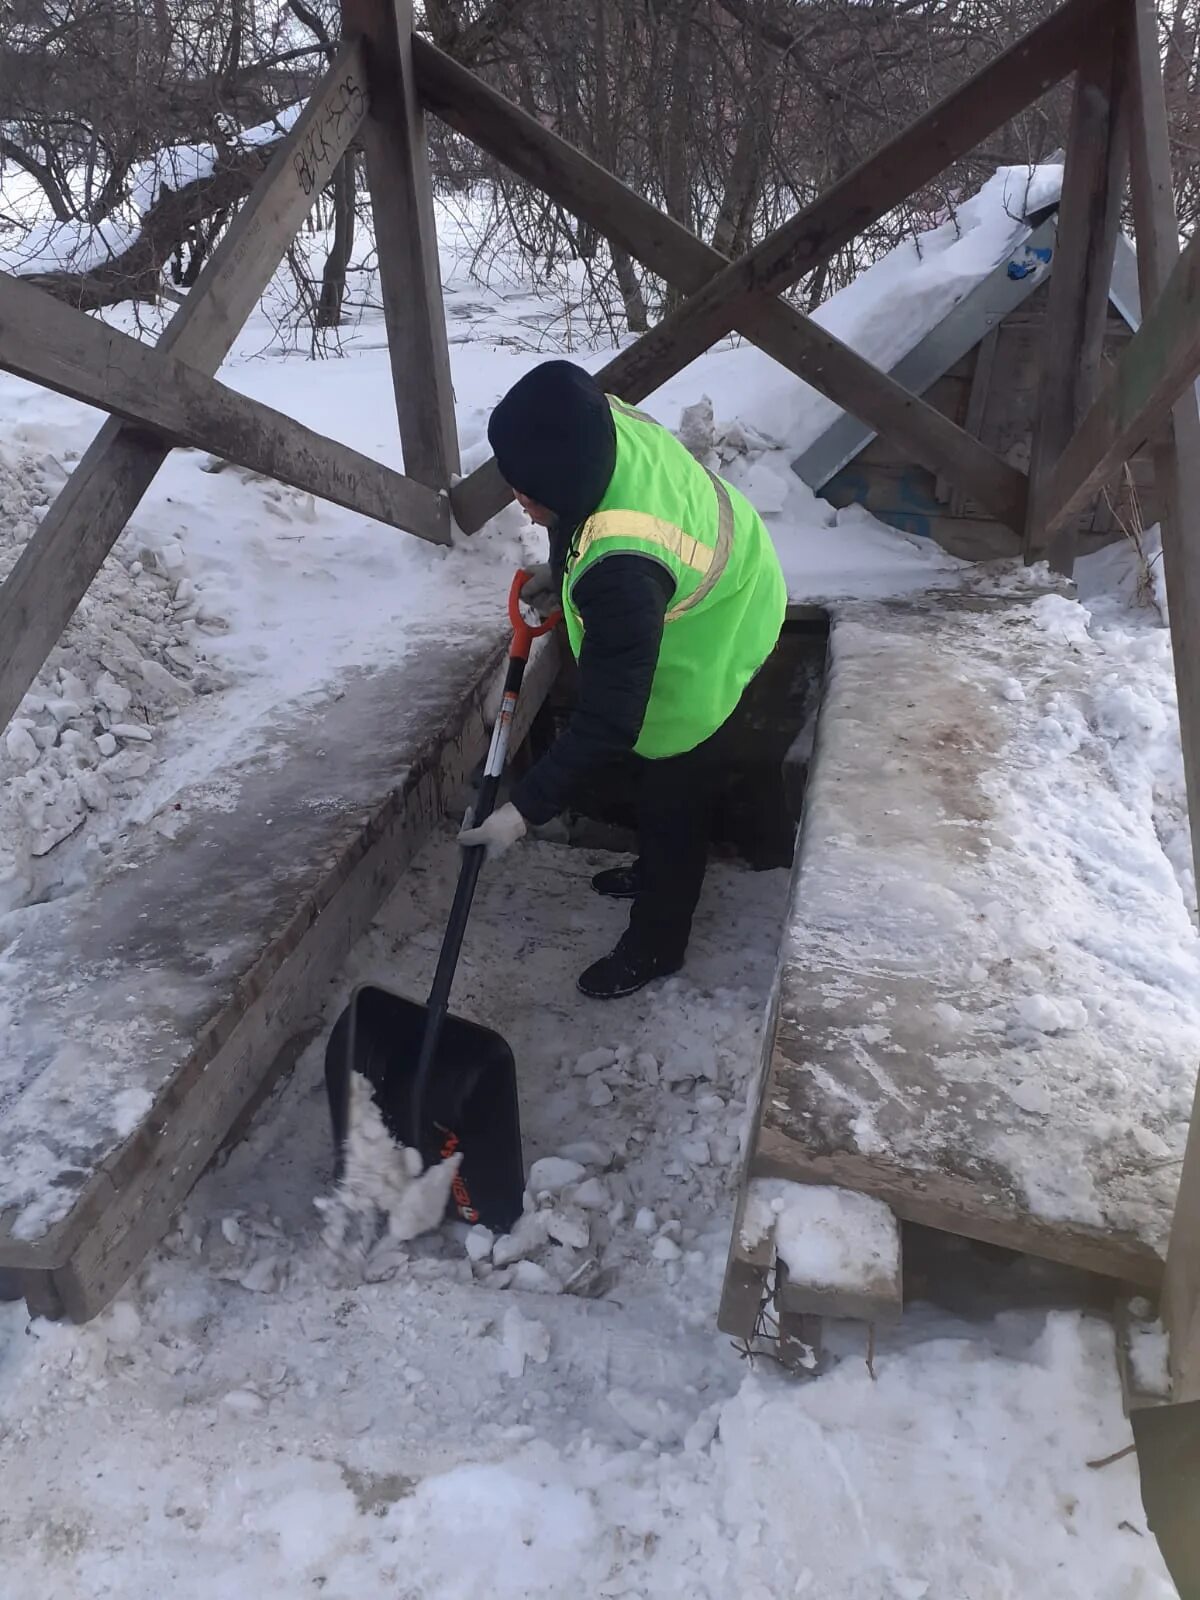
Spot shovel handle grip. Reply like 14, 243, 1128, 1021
508, 568, 562, 662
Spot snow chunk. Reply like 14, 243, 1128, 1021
465, 1225, 495, 1262
493, 1209, 552, 1267
568, 1177, 610, 1210
572, 1047, 616, 1077
512, 1260, 560, 1295
315, 1074, 458, 1251
1014, 995, 1088, 1035
5, 724, 38, 768
501, 1307, 550, 1376
546, 1209, 589, 1251
528, 1157, 585, 1194
1029, 592, 1092, 647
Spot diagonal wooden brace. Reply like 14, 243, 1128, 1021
418, 40, 1029, 537
0, 41, 373, 737
1037, 224, 1200, 538
438, 0, 1115, 534
0, 271, 449, 544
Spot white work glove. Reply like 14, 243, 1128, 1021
458, 801, 527, 861
521, 562, 559, 621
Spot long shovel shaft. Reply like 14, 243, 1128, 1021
410, 570, 560, 1145
417, 652, 526, 1070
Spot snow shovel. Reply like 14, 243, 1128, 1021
324, 569, 561, 1232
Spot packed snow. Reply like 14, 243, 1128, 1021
743, 1179, 900, 1297
0, 165, 1185, 1597
0, 838, 1172, 1598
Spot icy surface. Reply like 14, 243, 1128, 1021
767, 580, 1200, 1256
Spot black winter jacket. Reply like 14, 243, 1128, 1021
511, 551, 673, 825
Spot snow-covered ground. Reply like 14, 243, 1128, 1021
0, 839, 1173, 1597
0, 169, 1186, 1594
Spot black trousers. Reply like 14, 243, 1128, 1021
624, 712, 738, 964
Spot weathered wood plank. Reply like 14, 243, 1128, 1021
1129, 0, 1200, 1403
441, 0, 1109, 529
736, 593, 1192, 1294
419, 40, 1028, 537
0, 271, 449, 543
343, 0, 458, 488
948, 326, 999, 514
0, 42, 370, 737
719, 964, 787, 1340
1024, 25, 1130, 572
1038, 225, 1200, 538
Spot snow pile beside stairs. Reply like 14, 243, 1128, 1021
0, 444, 233, 913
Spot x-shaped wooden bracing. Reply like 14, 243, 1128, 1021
0, 0, 1187, 744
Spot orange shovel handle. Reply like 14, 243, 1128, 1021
508, 568, 562, 662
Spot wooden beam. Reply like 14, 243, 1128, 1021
415, 42, 1027, 537
441, 0, 1112, 528
1126, 0, 1200, 1404
342, 0, 458, 488
1024, 24, 1131, 573
1037, 226, 1200, 537
0, 42, 369, 737
948, 325, 1000, 515
0, 272, 449, 544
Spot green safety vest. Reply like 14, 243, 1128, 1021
562, 397, 787, 759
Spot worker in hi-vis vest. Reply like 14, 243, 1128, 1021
460, 360, 787, 1000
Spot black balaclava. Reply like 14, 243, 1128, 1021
487, 361, 617, 542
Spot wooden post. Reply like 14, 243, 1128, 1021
1024, 19, 1130, 574
949, 325, 1000, 515
341, 0, 458, 489
1037, 225, 1200, 533
0, 43, 369, 737
1126, 0, 1200, 1403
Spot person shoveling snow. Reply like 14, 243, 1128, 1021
460, 361, 787, 1000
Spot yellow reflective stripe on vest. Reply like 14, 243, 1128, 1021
575, 511, 713, 580
574, 468, 735, 623
666, 468, 734, 622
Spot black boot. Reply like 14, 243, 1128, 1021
577, 938, 683, 1000
591, 863, 642, 900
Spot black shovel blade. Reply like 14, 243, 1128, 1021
325, 984, 524, 1234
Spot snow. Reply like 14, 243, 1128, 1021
1126, 1315, 1172, 1399
3, 104, 304, 279
528, 1156, 586, 1193
769, 578, 1200, 1247
617, 163, 1062, 460
0, 834, 1170, 1598
742, 1180, 899, 1297
0, 165, 1184, 1597
315, 1073, 463, 1254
